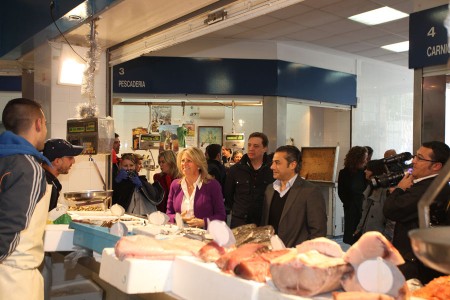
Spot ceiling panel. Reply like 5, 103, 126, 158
3, 0, 449, 70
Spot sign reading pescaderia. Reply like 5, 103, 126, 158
409, 5, 449, 69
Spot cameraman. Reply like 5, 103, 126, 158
383, 141, 450, 284
112, 153, 163, 215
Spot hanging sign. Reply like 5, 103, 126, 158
138, 133, 161, 150
223, 133, 245, 150
409, 5, 449, 69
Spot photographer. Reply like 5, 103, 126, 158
383, 141, 450, 284
112, 153, 164, 215
354, 160, 393, 241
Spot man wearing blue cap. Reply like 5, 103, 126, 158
42, 139, 84, 211
40, 139, 83, 300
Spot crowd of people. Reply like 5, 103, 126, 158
338, 142, 450, 284
1, 97, 449, 299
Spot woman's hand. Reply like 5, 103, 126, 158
181, 211, 204, 228
186, 217, 205, 228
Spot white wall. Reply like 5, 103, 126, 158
33, 42, 110, 204
142, 37, 414, 169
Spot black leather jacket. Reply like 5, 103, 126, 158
224, 153, 274, 228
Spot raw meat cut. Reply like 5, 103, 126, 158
234, 249, 291, 282
343, 231, 404, 266
296, 237, 344, 258
197, 241, 234, 263
270, 249, 352, 297
215, 243, 268, 273
114, 234, 205, 260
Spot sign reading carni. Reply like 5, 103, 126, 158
113, 56, 357, 106
409, 5, 449, 69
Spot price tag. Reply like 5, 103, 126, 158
207, 220, 236, 248
48, 205, 68, 221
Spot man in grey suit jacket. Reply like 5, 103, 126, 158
261, 145, 327, 248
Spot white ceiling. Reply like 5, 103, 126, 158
7, 0, 450, 73
198, 0, 448, 67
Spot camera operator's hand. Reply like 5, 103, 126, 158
131, 174, 143, 188
393, 172, 413, 192
115, 169, 128, 183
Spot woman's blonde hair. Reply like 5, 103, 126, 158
158, 150, 181, 179
177, 147, 212, 183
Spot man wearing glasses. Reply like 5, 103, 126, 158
383, 141, 450, 284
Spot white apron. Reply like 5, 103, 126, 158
0, 184, 51, 300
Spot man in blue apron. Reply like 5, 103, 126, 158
0, 98, 52, 300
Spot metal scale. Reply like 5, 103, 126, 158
65, 117, 115, 208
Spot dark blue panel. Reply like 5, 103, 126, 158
0, 76, 22, 92
113, 57, 356, 106
277, 61, 357, 105
114, 57, 277, 95
0, 0, 119, 60
409, 5, 449, 69
0, 0, 83, 58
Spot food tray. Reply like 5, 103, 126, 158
99, 248, 174, 294
69, 222, 123, 254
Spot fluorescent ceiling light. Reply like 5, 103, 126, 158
381, 41, 409, 52
109, 0, 305, 66
349, 6, 408, 26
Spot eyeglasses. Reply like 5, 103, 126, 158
412, 155, 438, 163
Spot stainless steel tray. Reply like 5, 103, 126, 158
410, 227, 450, 274
64, 190, 113, 202
64, 190, 113, 209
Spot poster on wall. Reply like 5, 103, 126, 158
183, 123, 196, 147
151, 106, 172, 132
158, 125, 179, 152
198, 126, 223, 150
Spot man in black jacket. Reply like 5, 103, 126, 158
383, 141, 450, 284
205, 144, 227, 197
224, 132, 274, 228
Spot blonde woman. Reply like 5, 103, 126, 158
166, 147, 226, 228
153, 150, 181, 212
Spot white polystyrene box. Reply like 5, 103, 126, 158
172, 256, 264, 300
99, 248, 174, 294
43, 224, 76, 252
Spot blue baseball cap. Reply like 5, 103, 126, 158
43, 139, 84, 162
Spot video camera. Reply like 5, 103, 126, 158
370, 152, 412, 188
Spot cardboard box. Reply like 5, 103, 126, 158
99, 248, 174, 294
